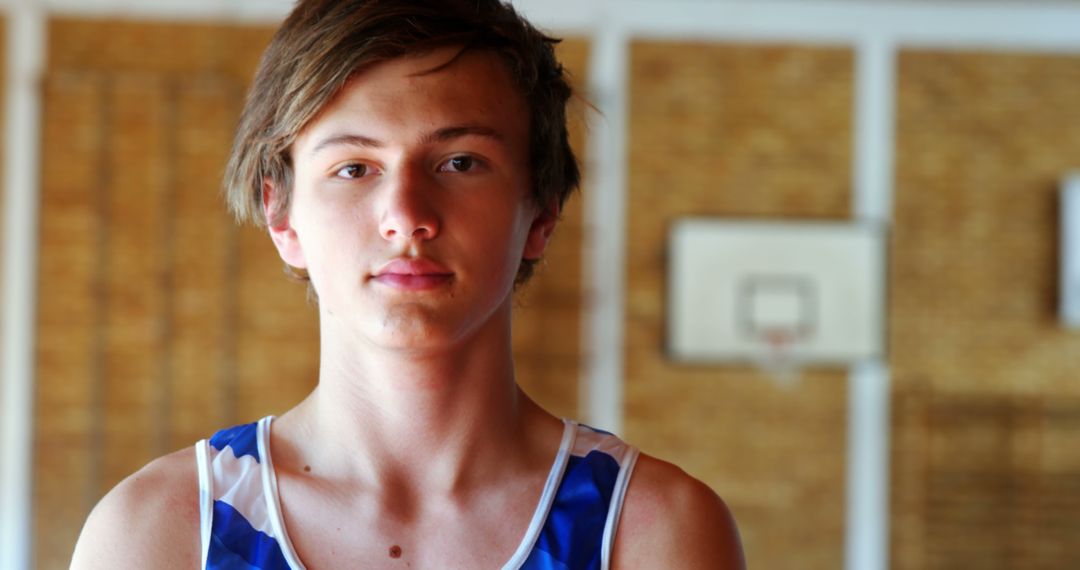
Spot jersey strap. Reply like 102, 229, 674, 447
519, 422, 640, 570
196, 418, 298, 570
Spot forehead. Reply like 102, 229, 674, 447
294, 47, 528, 153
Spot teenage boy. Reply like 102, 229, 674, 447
72, 1, 744, 568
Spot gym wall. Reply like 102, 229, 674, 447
20, 10, 1080, 570
890, 49, 1080, 569
625, 41, 854, 569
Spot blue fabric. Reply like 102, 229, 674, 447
209, 421, 261, 462
521, 450, 621, 570
207, 500, 290, 570
579, 423, 615, 437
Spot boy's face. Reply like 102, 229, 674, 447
267, 47, 555, 350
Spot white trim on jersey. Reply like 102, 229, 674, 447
502, 419, 577, 569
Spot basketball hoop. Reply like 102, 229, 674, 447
753, 327, 805, 387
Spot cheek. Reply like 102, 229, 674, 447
293, 184, 367, 237
497, 209, 537, 265
292, 204, 368, 271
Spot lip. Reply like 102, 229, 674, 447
371, 258, 454, 291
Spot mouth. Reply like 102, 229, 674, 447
371, 258, 454, 291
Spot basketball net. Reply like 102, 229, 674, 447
753, 327, 804, 387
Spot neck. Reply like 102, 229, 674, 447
280, 302, 551, 494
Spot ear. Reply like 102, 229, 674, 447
523, 200, 559, 260
263, 179, 308, 269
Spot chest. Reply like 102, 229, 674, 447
279, 496, 536, 569
198, 418, 635, 569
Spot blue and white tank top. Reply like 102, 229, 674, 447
194, 416, 640, 569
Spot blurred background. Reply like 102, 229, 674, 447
1, 0, 1079, 569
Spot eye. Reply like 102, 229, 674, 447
334, 163, 368, 179
440, 155, 477, 173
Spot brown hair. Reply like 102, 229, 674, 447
223, 0, 581, 285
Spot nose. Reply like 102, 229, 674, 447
378, 166, 440, 242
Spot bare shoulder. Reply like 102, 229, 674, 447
70, 446, 201, 569
612, 452, 746, 570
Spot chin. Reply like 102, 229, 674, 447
366, 328, 466, 354
366, 305, 470, 349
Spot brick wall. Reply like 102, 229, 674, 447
625, 41, 854, 569
891, 50, 1080, 570
34, 19, 288, 569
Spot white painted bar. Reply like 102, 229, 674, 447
846, 34, 895, 570
0, 1, 1071, 50
0, 5, 45, 570
604, 1, 1080, 50
38, 0, 292, 22
511, 0, 603, 36
846, 360, 891, 570
580, 26, 630, 434
854, 37, 896, 226
1063, 175, 1080, 328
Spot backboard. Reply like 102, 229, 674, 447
667, 219, 886, 368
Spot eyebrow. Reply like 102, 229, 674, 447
309, 124, 505, 156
